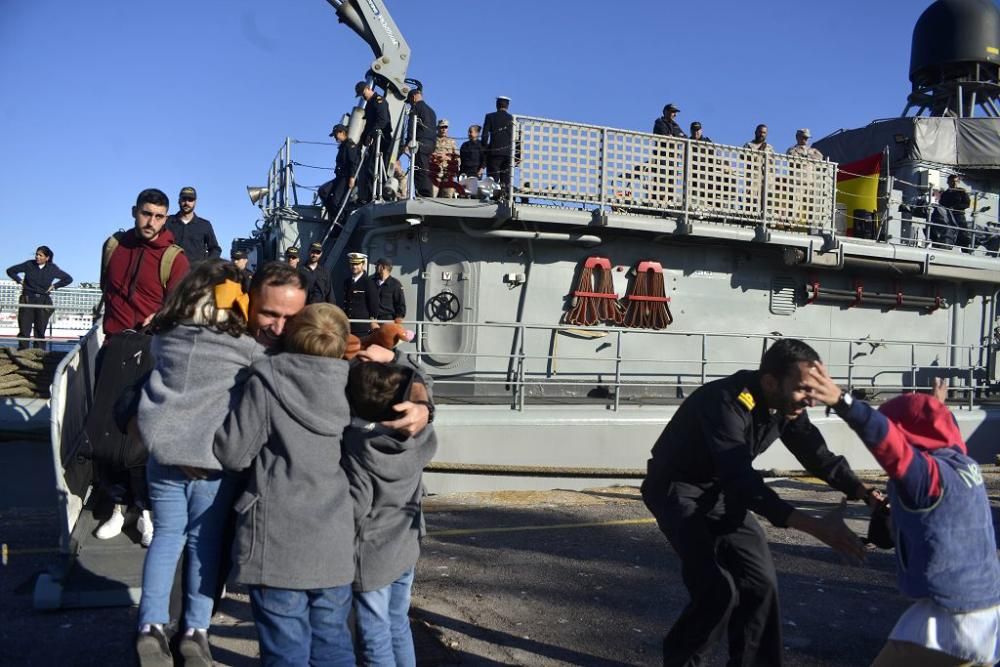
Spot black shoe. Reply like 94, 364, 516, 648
136, 625, 173, 667
178, 629, 213, 667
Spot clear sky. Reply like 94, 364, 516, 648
1, 0, 938, 282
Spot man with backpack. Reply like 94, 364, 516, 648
92, 188, 189, 541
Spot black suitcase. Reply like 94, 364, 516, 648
83, 330, 154, 471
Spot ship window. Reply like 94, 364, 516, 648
769, 276, 797, 316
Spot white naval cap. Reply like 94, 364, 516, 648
347, 252, 368, 264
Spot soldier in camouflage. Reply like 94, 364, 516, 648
786, 128, 823, 159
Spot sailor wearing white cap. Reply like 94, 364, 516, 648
787, 128, 823, 159
482, 95, 514, 191
342, 252, 380, 334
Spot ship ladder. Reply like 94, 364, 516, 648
623, 260, 673, 330
565, 256, 624, 327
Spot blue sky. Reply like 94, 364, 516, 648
1, 0, 935, 282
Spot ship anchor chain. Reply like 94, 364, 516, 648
427, 290, 461, 321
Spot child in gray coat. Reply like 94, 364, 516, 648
342, 361, 438, 667
214, 303, 356, 667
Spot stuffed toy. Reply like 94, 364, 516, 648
344, 320, 414, 360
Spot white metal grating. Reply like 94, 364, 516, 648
769, 276, 798, 316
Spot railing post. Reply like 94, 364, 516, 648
847, 341, 854, 392
911, 343, 917, 393
969, 344, 975, 410
682, 138, 691, 226
516, 323, 526, 411
408, 113, 418, 200
613, 329, 622, 411
700, 334, 707, 387
285, 137, 293, 207
599, 127, 608, 212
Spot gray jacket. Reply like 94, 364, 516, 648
213, 353, 354, 590
139, 325, 264, 470
342, 420, 438, 592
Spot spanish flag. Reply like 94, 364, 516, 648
837, 152, 882, 235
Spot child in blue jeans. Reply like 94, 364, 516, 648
342, 361, 438, 667
805, 368, 1000, 666
135, 260, 264, 666
214, 303, 356, 667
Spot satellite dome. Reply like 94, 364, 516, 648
910, 0, 1000, 85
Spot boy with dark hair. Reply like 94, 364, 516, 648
342, 361, 437, 667
804, 369, 1000, 666
642, 338, 881, 667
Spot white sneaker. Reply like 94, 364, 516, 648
137, 510, 154, 547
95, 505, 125, 540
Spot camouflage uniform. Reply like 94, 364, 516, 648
743, 140, 773, 152
787, 144, 823, 160
434, 135, 458, 157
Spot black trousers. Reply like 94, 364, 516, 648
644, 482, 783, 667
17, 293, 53, 350
487, 153, 512, 191
413, 141, 434, 197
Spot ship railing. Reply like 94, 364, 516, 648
383, 319, 987, 412
512, 115, 837, 233
0, 301, 100, 349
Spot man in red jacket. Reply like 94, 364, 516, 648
102, 188, 189, 336
94, 188, 189, 541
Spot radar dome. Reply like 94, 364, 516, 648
910, 0, 1000, 85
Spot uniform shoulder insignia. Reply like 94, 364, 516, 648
736, 390, 756, 411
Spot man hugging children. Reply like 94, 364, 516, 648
214, 303, 436, 667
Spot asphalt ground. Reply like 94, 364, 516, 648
3, 472, 1000, 666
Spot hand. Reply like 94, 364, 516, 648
803, 362, 843, 407
862, 486, 887, 509
381, 400, 429, 436
356, 343, 394, 363
141, 312, 155, 327
789, 500, 866, 564
932, 377, 949, 403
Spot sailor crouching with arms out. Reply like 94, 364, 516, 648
803, 369, 1000, 667
641, 338, 880, 667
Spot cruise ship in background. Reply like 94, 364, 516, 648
0, 280, 101, 344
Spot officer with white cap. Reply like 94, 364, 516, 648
341, 252, 380, 335
482, 95, 515, 191
787, 128, 823, 159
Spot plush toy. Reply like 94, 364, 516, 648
344, 320, 415, 360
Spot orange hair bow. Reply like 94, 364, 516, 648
214, 280, 250, 320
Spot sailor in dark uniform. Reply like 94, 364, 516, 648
341, 252, 380, 335
401, 88, 437, 197
231, 249, 253, 293
459, 124, 485, 179
482, 95, 514, 191
319, 124, 361, 216
640, 338, 878, 667
356, 81, 394, 203
653, 103, 686, 137
303, 242, 333, 304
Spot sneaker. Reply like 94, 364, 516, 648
137, 510, 154, 547
135, 624, 173, 667
178, 629, 213, 667
95, 505, 125, 540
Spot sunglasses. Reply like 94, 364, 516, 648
180, 197, 196, 203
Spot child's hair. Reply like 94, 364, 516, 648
150, 259, 248, 336
284, 303, 349, 358
348, 362, 414, 422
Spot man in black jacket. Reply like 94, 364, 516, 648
653, 104, 686, 137
342, 252, 380, 335
373, 257, 405, 321
356, 81, 394, 203
401, 89, 437, 197
6, 245, 73, 349
460, 124, 485, 179
319, 124, 361, 217
303, 242, 333, 305
641, 338, 877, 667
482, 96, 514, 190
166, 186, 221, 266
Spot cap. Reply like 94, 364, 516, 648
231, 249, 247, 261
309, 242, 323, 253
179, 186, 197, 200
375, 257, 392, 269
437, 119, 449, 128
797, 128, 811, 137
690, 121, 702, 131
329, 123, 348, 137
664, 103, 680, 114
354, 81, 369, 97
284, 247, 299, 258
347, 252, 368, 264
496, 95, 511, 102
407, 88, 422, 101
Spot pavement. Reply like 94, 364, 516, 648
3, 472, 999, 666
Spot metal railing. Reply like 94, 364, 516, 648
0, 301, 99, 348
375, 319, 988, 412
513, 116, 837, 231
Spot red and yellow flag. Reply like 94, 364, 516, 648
837, 152, 882, 235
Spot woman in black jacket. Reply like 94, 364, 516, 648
6, 245, 73, 350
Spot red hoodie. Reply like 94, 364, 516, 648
102, 228, 189, 336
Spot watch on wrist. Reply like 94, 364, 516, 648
834, 390, 853, 411
413, 399, 435, 424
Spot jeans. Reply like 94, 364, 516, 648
249, 584, 355, 667
354, 568, 416, 667
138, 456, 238, 630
